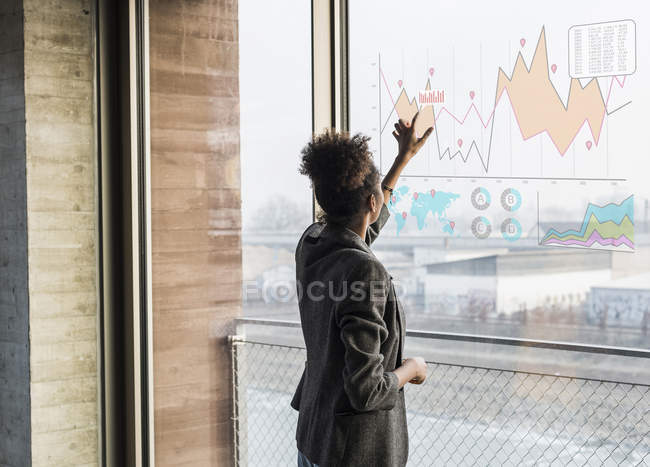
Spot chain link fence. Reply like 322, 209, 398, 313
229, 336, 650, 466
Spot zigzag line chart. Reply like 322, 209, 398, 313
377, 26, 633, 181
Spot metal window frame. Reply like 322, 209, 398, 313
312, 0, 349, 222
312, 0, 349, 135
96, 0, 154, 465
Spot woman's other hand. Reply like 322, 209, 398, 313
403, 357, 427, 384
393, 356, 428, 387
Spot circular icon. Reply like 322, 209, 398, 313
471, 187, 491, 210
500, 188, 522, 211
471, 216, 492, 239
500, 218, 522, 242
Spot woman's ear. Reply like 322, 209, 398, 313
368, 192, 377, 213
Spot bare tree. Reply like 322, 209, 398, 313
246, 194, 311, 232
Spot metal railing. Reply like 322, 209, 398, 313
229, 318, 650, 466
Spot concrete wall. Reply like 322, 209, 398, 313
149, 0, 241, 464
23, 0, 99, 465
0, 1, 30, 465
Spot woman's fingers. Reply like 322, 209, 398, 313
411, 126, 433, 152
402, 126, 433, 157
392, 130, 399, 141
410, 111, 420, 128
417, 126, 434, 145
397, 112, 420, 135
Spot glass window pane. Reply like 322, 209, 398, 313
349, 0, 650, 355
239, 0, 312, 318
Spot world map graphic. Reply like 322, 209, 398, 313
387, 186, 460, 235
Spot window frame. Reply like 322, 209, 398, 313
312, 0, 350, 221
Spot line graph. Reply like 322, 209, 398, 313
380, 69, 628, 136
539, 195, 634, 252
377, 27, 632, 180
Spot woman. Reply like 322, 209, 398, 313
290, 113, 433, 467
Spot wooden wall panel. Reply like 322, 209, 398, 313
149, 0, 241, 465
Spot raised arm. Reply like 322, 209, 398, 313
380, 111, 433, 205
365, 203, 390, 246
365, 112, 433, 245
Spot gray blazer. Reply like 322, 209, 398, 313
290, 204, 408, 466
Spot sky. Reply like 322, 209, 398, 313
239, 0, 313, 231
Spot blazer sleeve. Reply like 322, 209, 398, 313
334, 260, 400, 412
364, 203, 391, 246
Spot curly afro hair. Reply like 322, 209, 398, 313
299, 130, 380, 224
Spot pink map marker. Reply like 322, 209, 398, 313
586, 141, 592, 150
469, 91, 475, 100
391, 195, 396, 203
413, 192, 419, 200
430, 189, 436, 197
449, 221, 456, 230
457, 138, 463, 148
429, 67, 434, 76
520, 38, 526, 47
397, 80, 403, 87
401, 211, 407, 219
551, 64, 557, 73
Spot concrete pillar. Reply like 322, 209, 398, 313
0, 0, 99, 465
0, 0, 30, 464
